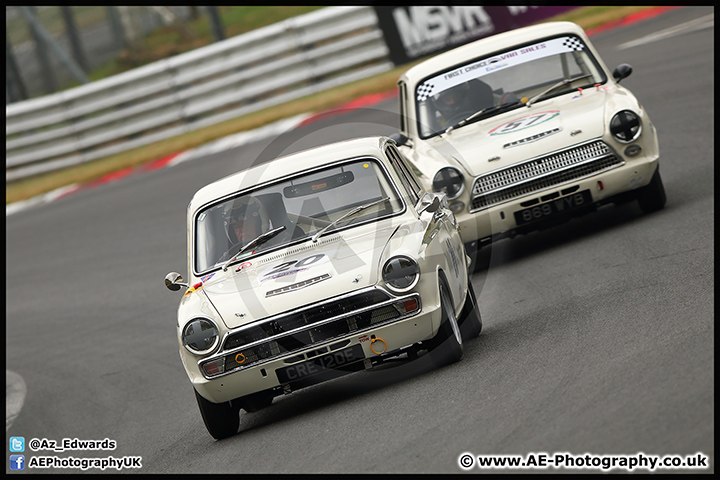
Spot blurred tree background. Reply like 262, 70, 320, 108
6, 6, 324, 103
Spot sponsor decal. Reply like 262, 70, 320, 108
503, 127, 562, 148
185, 272, 217, 296
445, 238, 460, 279
485, 61, 509, 73
183, 281, 204, 297
265, 273, 332, 297
416, 36, 584, 102
234, 261, 252, 272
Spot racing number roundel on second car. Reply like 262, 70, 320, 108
488, 111, 560, 136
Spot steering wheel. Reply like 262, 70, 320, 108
217, 241, 244, 263
502, 92, 518, 104
217, 226, 291, 264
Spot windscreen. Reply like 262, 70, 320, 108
194, 158, 404, 274
415, 34, 606, 138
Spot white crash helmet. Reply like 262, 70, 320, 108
222, 195, 270, 243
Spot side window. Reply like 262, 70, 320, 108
389, 145, 423, 194
386, 146, 421, 205
398, 154, 424, 195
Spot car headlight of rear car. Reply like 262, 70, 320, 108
382, 256, 420, 293
432, 167, 464, 199
610, 110, 642, 143
182, 317, 220, 355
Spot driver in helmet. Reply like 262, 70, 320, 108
223, 196, 270, 247
430, 79, 494, 130
431, 83, 469, 127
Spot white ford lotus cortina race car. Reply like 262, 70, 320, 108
165, 136, 481, 439
390, 21, 666, 267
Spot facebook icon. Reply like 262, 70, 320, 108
10, 455, 25, 470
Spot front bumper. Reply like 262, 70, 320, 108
452, 137, 660, 245
186, 287, 442, 404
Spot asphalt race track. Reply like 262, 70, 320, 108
5, 7, 714, 474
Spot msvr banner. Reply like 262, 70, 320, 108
374, 6, 578, 66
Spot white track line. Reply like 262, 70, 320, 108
6, 370, 27, 431
617, 13, 714, 50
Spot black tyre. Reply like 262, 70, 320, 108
429, 282, 464, 368
238, 390, 274, 413
637, 167, 667, 214
194, 389, 240, 440
459, 281, 482, 340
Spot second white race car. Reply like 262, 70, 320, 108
390, 21, 666, 267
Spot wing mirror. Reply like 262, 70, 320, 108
417, 194, 441, 215
165, 272, 188, 291
389, 132, 411, 147
613, 63, 633, 83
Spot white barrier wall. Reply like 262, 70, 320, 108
6, 7, 391, 181
6, 6, 576, 182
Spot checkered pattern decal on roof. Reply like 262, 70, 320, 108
561, 36, 584, 51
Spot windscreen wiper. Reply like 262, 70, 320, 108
525, 74, 593, 107
222, 225, 286, 271
311, 197, 389, 243
445, 101, 522, 135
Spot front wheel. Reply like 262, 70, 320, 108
459, 281, 482, 340
238, 390, 274, 413
429, 282, 464, 368
637, 167, 666, 214
194, 389, 240, 440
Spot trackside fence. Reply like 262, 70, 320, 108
6, 6, 578, 182
6, 7, 390, 181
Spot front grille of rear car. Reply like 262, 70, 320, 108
203, 287, 420, 378
470, 140, 623, 212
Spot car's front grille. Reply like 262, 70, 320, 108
222, 289, 391, 351
199, 287, 420, 378
470, 140, 623, 212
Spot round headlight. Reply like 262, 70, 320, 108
610, 110, 641, 143
182, 317, 219, 355
382, 256, 420, 293
432, 167, 464, 199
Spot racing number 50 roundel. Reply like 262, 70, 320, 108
488, 111, 559, 136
